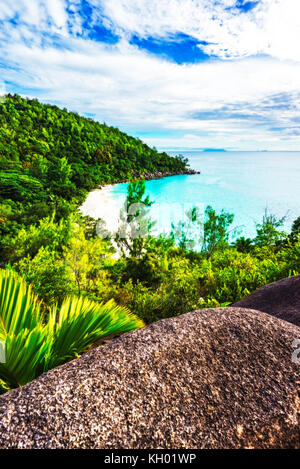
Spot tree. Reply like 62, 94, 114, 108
17, 246, 75, 306
115, 180, 155, 258
203, 206, 234, 254
254, 209, 287, 247
232, 236, 253, 253
170, 205, 234, 254
289, 216, 300, 244
170, 207, 202, 251
10, 213, 73, 262
64, 224, 113, 295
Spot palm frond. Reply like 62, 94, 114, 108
0, 269, 144, 393
0, 269, 41, 336
47, 296, 144, 369
0, 269, 48, 390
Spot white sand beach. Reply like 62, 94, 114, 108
79, 185, 124, 237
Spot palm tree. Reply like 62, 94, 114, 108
0, 269, 144, 393
232, 236, 253, 253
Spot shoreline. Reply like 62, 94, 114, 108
79, 185, 122, 234
79, 170, 201, 231
98, 168, 200, 188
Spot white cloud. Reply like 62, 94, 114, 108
0, 0, 68, 30
45, 0, 68, 29
0, 1, 300, 149
0, 3, 14, 21
100, 0, 300, 61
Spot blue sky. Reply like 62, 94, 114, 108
0, 0, 300, 150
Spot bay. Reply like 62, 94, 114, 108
108, 151, 300, 240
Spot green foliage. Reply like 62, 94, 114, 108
0, 269, 51, 391
121, 253, 166, 286
63, 224, 114, 296
126, 179, 153, 210
280, 235, 300, 274
109, 237, 300, 324
104, 188, 300, 323
116, 180, 155, 258
47, 296, 144, 369
171, 207, 202, 251
12, 217, 115, 307
0, 94, 186, 194
289, 216, 300, 244
0, 269, 144, 394
196, 248, 283, 304
0, 94, 186, 263
1, 94, 299, 369
11, 213, 73, 262
17, 246, 75, 306
203, 205, 235, 254
232, 236, 253, 253
170, 204, 235, 254
254, 208, 287, 247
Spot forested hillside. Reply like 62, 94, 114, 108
0, 94, 187, 261
0, 94, 187, 194
0, 95, 299, 394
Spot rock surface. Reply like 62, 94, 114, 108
0, 307, 299, 449
102, 169, 201, 186
233, 275, 300, 327
131, 169, 201, 180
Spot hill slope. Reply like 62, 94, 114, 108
0, 94, 188, 260
0, 94, 187, 201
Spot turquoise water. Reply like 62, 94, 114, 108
110, 151, 300, 240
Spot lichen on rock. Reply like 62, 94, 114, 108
0, 307, 299, 449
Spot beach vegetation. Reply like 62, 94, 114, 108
0, 95, 299, 392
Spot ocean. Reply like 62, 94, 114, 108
107, 151, 300, 240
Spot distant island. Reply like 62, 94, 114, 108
202, 148, 227, 152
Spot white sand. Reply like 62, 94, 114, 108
79, 185, 124, 236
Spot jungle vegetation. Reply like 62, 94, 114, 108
0, 95, 299, 392
0, 94, 187, 264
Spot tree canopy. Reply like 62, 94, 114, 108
0, 94, 186, 263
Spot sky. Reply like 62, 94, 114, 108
0, 0, 300, 150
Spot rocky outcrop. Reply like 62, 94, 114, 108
131, 169, 201, 181
233, 275, 300, 327
0, 307, 299, 449
101, 169, 201, 186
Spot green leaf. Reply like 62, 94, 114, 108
0, 269, 144, 393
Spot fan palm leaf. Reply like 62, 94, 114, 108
0, 269, 49, 390
0, 269, 41, 336
0, 269, 144, 393
46, 296, 144, 368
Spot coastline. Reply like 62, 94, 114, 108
130, 168, 200, 180
96, 169, 201, 190
79, 169, 200, 231
79, 185, 123, 234
101, 168, 200, 187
